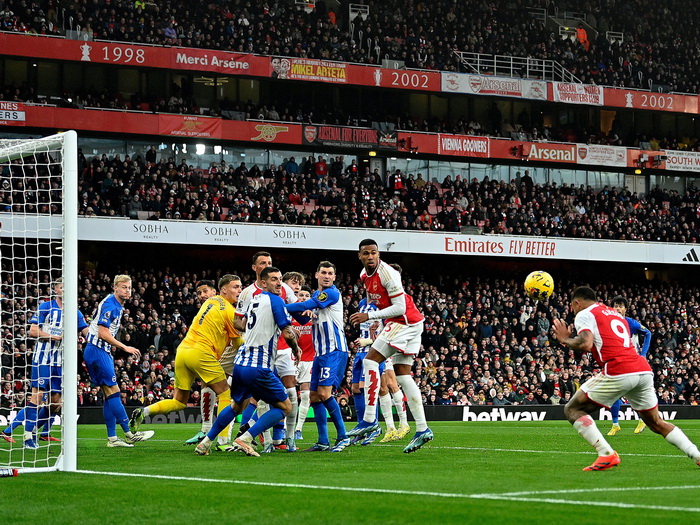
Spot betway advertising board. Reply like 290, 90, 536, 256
3, 215, 698, 265
1, 404, 694, 426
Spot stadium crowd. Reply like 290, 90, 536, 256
3, 0, 700, 93
66, 151, 699, 244
2, 264, 700, 412
5, 81, 700, 153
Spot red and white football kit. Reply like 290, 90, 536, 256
360, 260, 424, 364
576, 303, 656, 410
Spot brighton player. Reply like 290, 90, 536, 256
84, 275, 154, 447
349, 296, 385, 446
183, 279, 229, 446
347, 239, 433, 453
196, 267, 300, 457
234, 253, 297, 449
129, 275, 244, 441
286, 261, 351, 452
293, 285, 315, 441
270, 271, 306, 451
607, 295, 652, 436
553, 286, 700, 471
2, 278, 89, 448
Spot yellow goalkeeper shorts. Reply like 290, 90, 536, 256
174, 344, 226, 390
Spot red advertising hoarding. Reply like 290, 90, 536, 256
603, 87, 699, 114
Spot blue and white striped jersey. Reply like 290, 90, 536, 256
287, 285, 348, 356
86, 294, 125, 352
30, 300, 89, 365
234, 291, 291, 369
358, 298, 380, 348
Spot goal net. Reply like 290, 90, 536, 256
0, 131, 78, 473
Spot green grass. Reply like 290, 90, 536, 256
2, 421, 700, 524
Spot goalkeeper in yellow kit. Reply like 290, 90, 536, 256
129, 274, 244, 435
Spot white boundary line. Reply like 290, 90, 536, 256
75, 437, 688, 458
75, 470, 700, 513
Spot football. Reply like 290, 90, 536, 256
524, 271, 554, 300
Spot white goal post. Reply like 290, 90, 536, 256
0, 130, 78, 473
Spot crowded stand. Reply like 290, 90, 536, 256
66, 151, 700, 243
4, 82, 699, 152
2, 145, 698, 242
1, 262, 699, 411
3, 0, 700, 92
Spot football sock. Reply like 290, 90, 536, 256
296, 390, 310, 432
272, 421, 286, 443
354, 389, 366, 422
7, 408, 26, 432
665, 426, 700, 462
106, 393, 131, 434
24, 402, 39, 435
144, 398, 186, 416
103, 400, 117, 438
361, 359, 381, 424
393, 389, 408, 427
257, 401, 272, 444
247, 407, 285, 441
379, 393, 395, 430
397, 374, 428, 432
311, 401, 329, 445
200, 386, 216, 433
574, 415, 614, 456
285, 387, 298, 438
610, 398, 621, 425
323, 397, 347, 439
207, 404, 236, 441
240, 403, 256, 427
215, 389, 232, 444
38, 406, 52, 435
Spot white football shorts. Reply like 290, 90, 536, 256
296, 360, 313, 384
581, 372, 657, 410
373, 321, 423, 366
274, 348, 296, 378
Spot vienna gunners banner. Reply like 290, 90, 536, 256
553, 83, 604, 105
302, 125, 397, 149
437, 134, 490, 157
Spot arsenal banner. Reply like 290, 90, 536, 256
553, 83, 603, 105
576, 144, 627, 167
302, 125, 397, 150
158, 115, 222, 138
441, 73, 547, 100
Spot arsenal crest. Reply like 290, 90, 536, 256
469, 76, 483, 93
578, 147, 588, 160
304, 126, 317, 143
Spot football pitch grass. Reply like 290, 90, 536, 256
3, 420, 700, 524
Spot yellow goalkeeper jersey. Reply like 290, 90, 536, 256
183, 295, 241, 360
